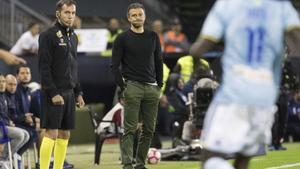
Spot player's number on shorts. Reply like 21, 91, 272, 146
246, 27, 265, 64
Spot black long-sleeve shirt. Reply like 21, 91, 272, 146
6, 92, 23, 124
38, 22, 82, 98
15, 85, 30, 115
111, 29, 163, 89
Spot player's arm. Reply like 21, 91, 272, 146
285, 28, 300, 78
190, 37, 216, 59
0, 49, 26, 65
285, 28, 300, 57
283, 1, 300, 78
189, 1, 224, 59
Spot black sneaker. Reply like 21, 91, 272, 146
63, 161, 74, 169
35, 162, 40, 169
268, 145, 275, 151
49, 160, 74, 169
275, 145, 287, 151
134, 165, 148, 169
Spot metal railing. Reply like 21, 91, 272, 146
0, 0, 52, 47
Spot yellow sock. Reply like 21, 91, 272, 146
40, 137, 55, 169
53, 138, 69, 169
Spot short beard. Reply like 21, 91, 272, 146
20, 81, 30, 86
132, 23, 142, 29
58, 19, 72, 28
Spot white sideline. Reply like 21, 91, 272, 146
189, 162, 300, 169
265, 163, 300, 169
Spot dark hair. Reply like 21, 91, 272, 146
16, 65, 30, 75
56, 0, 77, 11
127, 2, 145, 17
27, 22, 39, 30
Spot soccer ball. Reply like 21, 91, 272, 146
147, 148, 161, 164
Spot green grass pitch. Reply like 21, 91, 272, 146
64, 142, 300, 169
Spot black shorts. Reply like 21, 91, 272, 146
41, 89, 76, 130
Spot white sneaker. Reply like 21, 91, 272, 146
0, 160, 12, 169
13, 153, 22, 169
13, 153, 21, 161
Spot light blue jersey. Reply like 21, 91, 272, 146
201, 0, 300, 106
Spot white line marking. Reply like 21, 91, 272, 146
265, 163, 300, 169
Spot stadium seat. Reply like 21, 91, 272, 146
88, 103, 123, 165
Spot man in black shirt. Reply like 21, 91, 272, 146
111, 3, 163, 169
38, 1, 85, 169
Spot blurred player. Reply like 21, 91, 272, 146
190, 0, 300, 169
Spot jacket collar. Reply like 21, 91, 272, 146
55, 21, 74, 36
